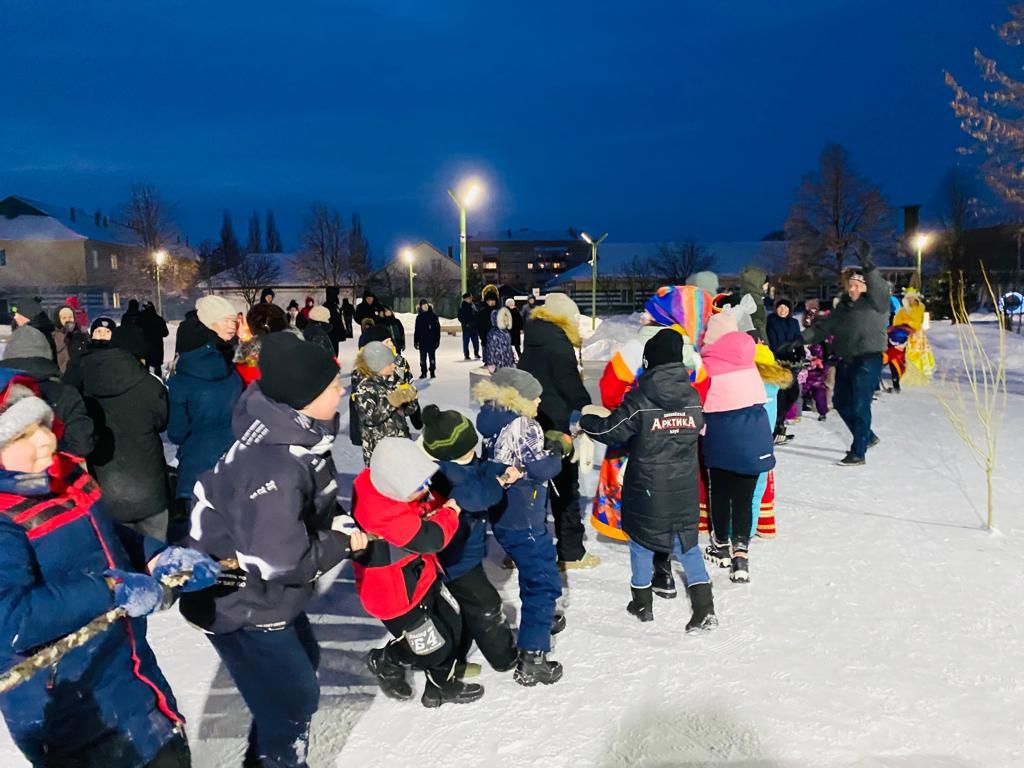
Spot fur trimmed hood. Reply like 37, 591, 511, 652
528, 307, 581, 347
472, 380, 538, 418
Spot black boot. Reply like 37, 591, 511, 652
421, 672, 485, 708
730, 541, 750, 584
550, 612, 566, 635
651, 554, 677, 599
366, 645, 414, 701
513, 650, 563, 686
626, 586, 654, 622
474, 606, 518, 672
704, 537, 731, 569
685, 583, 718, 633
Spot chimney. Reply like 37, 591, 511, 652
903, 205, 921, 236
94, 209, 102, 226
69, 207, 76, 222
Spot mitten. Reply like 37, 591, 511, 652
544, 430, 573, 459
387, 384, 418, 408
152, 546, 222, 593
106, 569, 163, 618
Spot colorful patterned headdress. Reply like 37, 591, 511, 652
643, 285, 714, 350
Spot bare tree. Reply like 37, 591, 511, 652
293, 203, 349, 288
121, 183, 175, 252
229, 253, 282, 308
347, 213, 372, 285
947, 3, 1024, 209
416, 260, 460, 305
265, 209, 283, 253
784, 143, 894, 279
648, 241, 716, 284
247, 210, 262, 254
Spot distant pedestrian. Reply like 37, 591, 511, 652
414, 300, 441, 379
286, 299, 301, 328
324, 286, 345, 352
354, 291, 380, 326
260, 287, 276, 305
476, 289, 499, 360
50, 303, 89, 376
484, 308, 516, 371
341, 298, 355, 338
304, 306, 336, 355
506, 298, 524, 355
457, 293, 480, 360
140, 301, 170, 378
380, 306, 406, 354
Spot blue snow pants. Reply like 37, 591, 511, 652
493, 525, 562, 653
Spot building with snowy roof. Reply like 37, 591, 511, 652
0, 195, 148, 321
466, 228, 591, 291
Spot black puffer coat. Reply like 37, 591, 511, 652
81, 347, 169, 523
579, 362, 704, 552
517, 310, 590, 431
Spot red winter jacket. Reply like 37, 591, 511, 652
351, 469, 459, 620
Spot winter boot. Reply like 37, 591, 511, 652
685, 583, 719, 633
550, 612, 567, 636
651, 555, 677, 599
421, 673, 485, 708
730, 542, 750, 584
626, 585, 654, 622
366, 645, 414, 701
514, 650, 564, 686
704, 537, 731, 569
837, 452, 865, 466
817, 414, 827, 422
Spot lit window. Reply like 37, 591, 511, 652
112, 292, 121, 309
552, 261, 562, 269
527, 263, 534, 270
110, 253, 118, 270
92, 249, 98, 269
483, 261, 498, 270
472, 263, 479, 270
0, 249, 5, 267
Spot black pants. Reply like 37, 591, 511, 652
775, 376, 800, 435
707, 467, 758, 551
208, 614, 320, 768
551, 457, 586, 562
382, 581, 462, 684
888, 362, 901, 392
445, 565, 517, 670
145, 736, 191, 767
419, 347, 437, 376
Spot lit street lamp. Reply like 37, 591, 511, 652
153, 249, 168, 315
448, 180, 483, 295
580, 231, 608, 329
912, 232, 932, 288
403, 248, 416, 314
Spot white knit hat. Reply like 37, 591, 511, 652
541, 293, 580, 322
370, 437, 438, 500
0, 381, 54, 452
196, 295, 238, 329
309, 306, 331, 323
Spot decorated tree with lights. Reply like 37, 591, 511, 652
946, 3, 1024, 208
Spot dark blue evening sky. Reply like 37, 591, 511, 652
0, 0, 1007, 260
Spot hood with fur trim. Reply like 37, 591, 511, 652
527, 306, 581, 347
472, 379, 538, 418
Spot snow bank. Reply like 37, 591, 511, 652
581, 313, 643, 361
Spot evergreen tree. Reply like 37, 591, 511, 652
265, 209, 283, 252
220, 210, 241, 268
247, 210, 262, 254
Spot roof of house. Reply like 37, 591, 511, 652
469, 227, 583, 243
546, 241, 787, 287
0, 195, 135, 245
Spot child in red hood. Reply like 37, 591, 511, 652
353, 437, 485, 709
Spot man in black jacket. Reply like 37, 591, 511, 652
517, 293, 595, 567
353, 290, 380, 326
414, 300, 442, 378
506, 298, 524, 355
457, 293, 480, 360
797, 243, 890, 466
475, 290, 499, 359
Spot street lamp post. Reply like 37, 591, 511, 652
912, 232, 932, 288
403, 248, 415, 314
448, 181, 482, 296
580, 231, 608, 330
153, 249, 168, 315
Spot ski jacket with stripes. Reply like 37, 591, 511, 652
0, 453, 181, 767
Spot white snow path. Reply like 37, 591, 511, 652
0, 321, 1022, 767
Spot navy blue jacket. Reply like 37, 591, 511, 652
167, 344, 243, 500
0, 456, 181, 767
701, 404, 776, 476
435, 456, 508, 582
766, 313, 803, 357
476, 404, 562, 530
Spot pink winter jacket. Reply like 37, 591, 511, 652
701, 330, 766, 413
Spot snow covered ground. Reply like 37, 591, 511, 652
2, 318, 1024, 767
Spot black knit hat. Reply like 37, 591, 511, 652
421, 405, 478, 462
643, 328, 684, 370
90, 316, 116, 335
775, 297, 793, 311
258, 332, 339, 410
361, 325, 392, 345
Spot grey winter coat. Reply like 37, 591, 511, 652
802, 261, 890, 359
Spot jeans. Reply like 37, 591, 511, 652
630, 536, 710, 588
493, 525, 562, 652
462, 328, 480, 358
833, 353, 882, 458
208, 614, 320, 768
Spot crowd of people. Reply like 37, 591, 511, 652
0, 252, 933, 767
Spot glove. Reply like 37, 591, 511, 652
331, 513, 358, 535
151, 546, 222, 593
581, 404, 611, 418
387, 384, 418, 408
574, 432, 595, 472
106, 569, 163, 618
544, 430, 574, 459
774, 340, 798, 360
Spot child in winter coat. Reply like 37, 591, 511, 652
183, 333, 367, 767
484, 307, 517, 371
802, 343, 830, 419
354, 437, 485, 708
0, 369, 219, 768
474, 367, 566, 687
353, 341, 419, 465
579, 329, 715, 630
420, 405, 519, 674
700, 311, 775, 583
